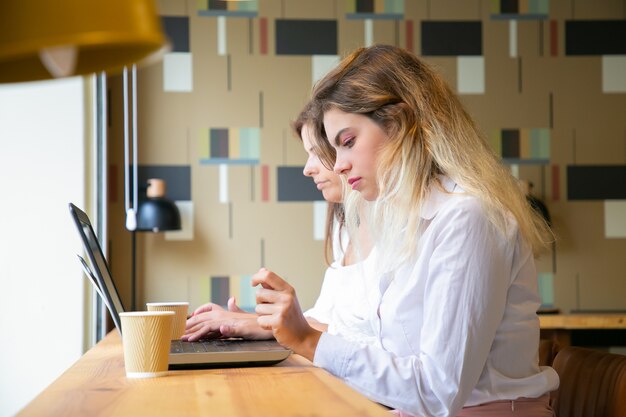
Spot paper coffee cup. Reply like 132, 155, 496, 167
146, 302, 189, 340
120, 311, 174, 378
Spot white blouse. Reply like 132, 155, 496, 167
304, 225, 376, 344
313, 177, 559, 417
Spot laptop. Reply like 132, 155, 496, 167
69, 203, 291, 369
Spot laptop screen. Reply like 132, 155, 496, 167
69, 203, 125, 332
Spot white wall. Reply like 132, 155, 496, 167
0, 78, 86, 417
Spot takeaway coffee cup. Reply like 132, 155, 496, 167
119, 311, 174, 378
146, 302, 189, 340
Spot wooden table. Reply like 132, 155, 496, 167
16, 332, 391, 417
539, 314, 626, 347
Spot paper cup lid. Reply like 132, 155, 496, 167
120, 311, 175, 317
146, 302, 189, 306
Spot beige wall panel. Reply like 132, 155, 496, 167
484, 20, 511, 56
550, 127, 575, 165
570, 126, 626, 165
338, 19, 367, 55
428, 0, 482, 20
284, 0, 337, 19
225, 18, 254, 56
405, 0, 428, 20
142, 234, 208, 304
549, 58, 603, 102
260, 204, 326, 309
571, 0, 626, 19
522, 56, 556, 96
265, 85, 311, 124
549, 60, 626, 130
266, 126, 309, 167
190, 18, 224, 100
227, 165, 255, 203
204, 88, 261, 127
423, 57, 457, 88
462, 88, 550, 131
553, 202, 626, 312
286, 132, 308, 165
201, 212, 262, 275
483, 55, 519, 97
549, 1, 575, 19
517, 20, 543, 58
258, 0, 285, 18
562, 93, 626, 132
576, 241, 626, 309
230, 55, 311, 100
539, 20, 551, 58
373, 20, 400, 47
260, 126, 298, 166
158, 0, 188, 16
264, 127, 287, 166
193, 14, 220, 56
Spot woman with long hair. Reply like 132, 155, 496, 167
252, 45, 558, 416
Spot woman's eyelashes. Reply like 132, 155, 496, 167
341, 135, 355, 148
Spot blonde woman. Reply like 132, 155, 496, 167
252, 45, 558, 417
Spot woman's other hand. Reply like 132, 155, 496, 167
183, 296, 273, 341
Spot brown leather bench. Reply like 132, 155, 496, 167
549, 346, 626, 417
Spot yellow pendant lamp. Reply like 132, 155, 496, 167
0, 0, 166, 83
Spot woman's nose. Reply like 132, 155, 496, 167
303, 158, 317, 177
333, 157, 350, 175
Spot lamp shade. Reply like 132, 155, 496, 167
0, 0, 165, 83
136, 198, 181, 232
136, 179, 181, 232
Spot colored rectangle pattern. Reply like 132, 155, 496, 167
136, 165, 191, 201
565, 20, 626, 55
211, 128, 229, 158
498, 128, 550, 164
275, 20, 338, 55
211, 276, 230, 307
346, 0, 404, 19
162, 16, 190, 52
421, 21, 483, 56
200, 128, 260, 165
405, 20, 414, 52
260, 17, 268, 55
490, 0, 549, 20
197, 0, 258, 17
567, 165, 626, 200
277, 166, 325, 202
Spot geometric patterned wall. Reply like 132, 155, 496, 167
107, 0, 626, 314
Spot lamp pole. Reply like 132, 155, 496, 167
131, 230, 137, 311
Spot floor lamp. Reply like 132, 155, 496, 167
123, 65, 181, 310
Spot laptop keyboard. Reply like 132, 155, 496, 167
170, 339, 280, 354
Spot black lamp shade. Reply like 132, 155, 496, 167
136, 198, 181, 232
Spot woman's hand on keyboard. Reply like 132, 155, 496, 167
183, 297, 273, 342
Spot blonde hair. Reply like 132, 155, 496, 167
310, 45, 553, 266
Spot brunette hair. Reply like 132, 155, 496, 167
310, 44, 552, 265
292, 105, 345, 266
